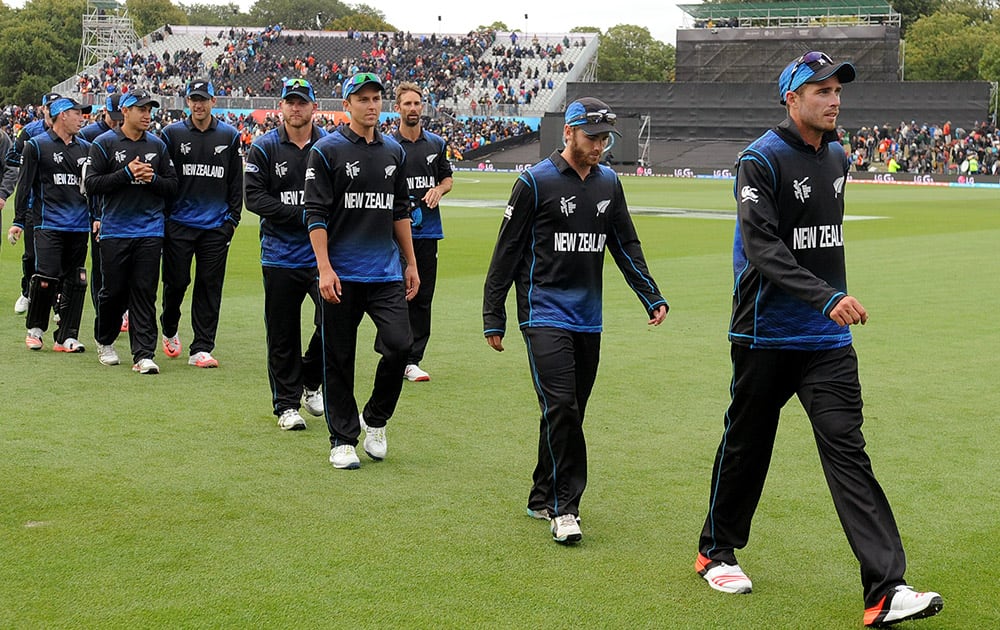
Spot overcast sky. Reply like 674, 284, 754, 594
3, 0, 692, 44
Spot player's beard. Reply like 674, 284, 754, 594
567, 136, 601, 169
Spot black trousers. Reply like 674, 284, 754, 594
29, 229, 88, 341
319, 281, 412, 447
95, 237, 162, 363
262, 266, 323, 416
89, 231, 102, 310
406, 238, 438, 365
160, 221, 234, 355
20, 219, 35, 297
522, 327, 601, 519
698, 344, 907, 608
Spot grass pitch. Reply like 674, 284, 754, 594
1, 173, 997, 628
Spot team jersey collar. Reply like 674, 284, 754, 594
392, 127, 427, 144
339, 123, 384, 145
183, 116, 219, 132
549, 149, 600, 180
775, 117, 839, 154
278, 123, 323, 146
44, 127, 81, 146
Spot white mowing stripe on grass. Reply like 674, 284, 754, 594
446, 199, 886, 221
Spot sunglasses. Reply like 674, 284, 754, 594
789, 51, 833, 85
568, 110, 617, 126
344, 72, 382, 96
282, 78, 315, 100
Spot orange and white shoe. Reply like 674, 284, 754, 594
404, 364, 430, 382
162, 334, 182, 358
120, 311, 129, 332
864, 585, 943, 627
696, 553, 752, 594
188, 351, 219, 368
53, 338, 86, 353
25, 328, 43, 350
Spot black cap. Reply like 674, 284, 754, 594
564, 97, 621, 137
105, 93, 124, 121
186, 79, 215, 99
41, 92, 62, 107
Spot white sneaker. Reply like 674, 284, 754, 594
25, 327, 43, 350
14, 294, 29, 314
359, 413, 387, 461
864, 585, 943, 627
132, 358, 160, 374
97, 343, 120, 366
550, 514, 583, 544
54, 338, 86, 353
404, 364, 430, 382
302, 387, 324, 416
277, 408, 307, 431
329, 444, 361, 469
696, 553, 752, 594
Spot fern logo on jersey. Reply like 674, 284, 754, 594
596, 199, 611, 215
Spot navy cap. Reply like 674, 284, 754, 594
565, 97, 621, 137
48, 98, 92, 118
778, 51, 856, 105
281, 78, 316, 102
186, 79, 214, 99
120, 89, 160, 109
342, 72, 383, 98
41, 92, 62, 106
105, 93, 124, 121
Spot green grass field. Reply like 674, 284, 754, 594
1, 173, 997, 628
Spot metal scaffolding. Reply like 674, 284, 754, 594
77, 0, 138, 73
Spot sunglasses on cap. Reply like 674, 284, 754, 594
788, 51, 834, 85
281, 78, 316, 100
568, 110, 617, 127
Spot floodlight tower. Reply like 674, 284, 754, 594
77, 0, 139, 73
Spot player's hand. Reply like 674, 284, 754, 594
318, 266, 342, 304
648, 304, 668, 326
404, 264, 420, 301
829, 295, 868, 327
92, 221, 101, 241
128, 157, 153, 183
423, 187, 443, 209
7, 226, 21, 245
486, 334, 504, 352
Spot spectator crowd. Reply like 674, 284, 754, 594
842, 120, 1000, 175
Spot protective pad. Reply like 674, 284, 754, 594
26, 274, 59, 331
56, 267, 88, 342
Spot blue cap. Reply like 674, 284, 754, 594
281, 78, 316, 102
778, 51, 856, 105
342, 72, 384, 99
120, 89, 160, 109
186, 79, 214, 99
48, 98, 92, 118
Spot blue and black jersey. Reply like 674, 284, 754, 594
161, 117, 243, 230
1, 119, 49, 202
85, 128, 178, 240
483, 151, 666, 336
13, 129, 90, 232
303, 124, 410, 283
245, 123, 327, 269
730, 118, 852, 351
79, 120, 114, 143
391, 128, 453, 240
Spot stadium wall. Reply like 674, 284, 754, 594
565, 81, 992, 141
675, 25, 900, 82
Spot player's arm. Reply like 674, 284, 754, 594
303, 144, 340, 303
225, 130, 243, 227
736, 154, 845, 316
482, 174, 535, 348
424, 139, 454, 208
392, 150, 419, 299
85, 140, 133, 195
243, 144, 299, 224
0, 130, 12, 204
606, 177, 668, 324
11, 139, 40, 234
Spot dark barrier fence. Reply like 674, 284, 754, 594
566, 81, 992, 142
460, 131, 539, 161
